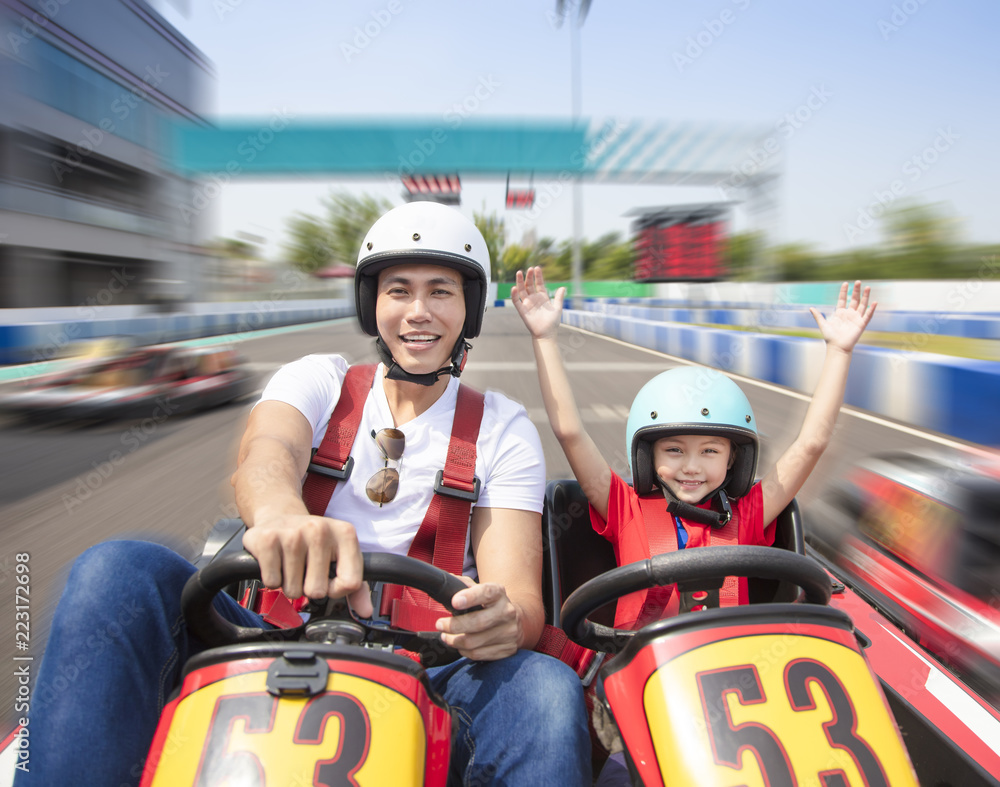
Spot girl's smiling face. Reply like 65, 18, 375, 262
652, 434, 733, 502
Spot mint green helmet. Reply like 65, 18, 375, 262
626, 366, 758, 498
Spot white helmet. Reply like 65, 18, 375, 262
355, 202, 492, 339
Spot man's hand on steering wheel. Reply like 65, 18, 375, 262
436, 577, 522, 661
242, 511, 374, 618
184, 551, 473, 667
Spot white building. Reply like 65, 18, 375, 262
0, 0, 212, 308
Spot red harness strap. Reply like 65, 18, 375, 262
629, 494, 740, 629
301, 363, 377, 515
253, 364, 377, 628
380, 383, 485, 632
535, 624, 596, 678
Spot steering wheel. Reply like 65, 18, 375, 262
560, 546, 832, 654
182, 550, 471, 664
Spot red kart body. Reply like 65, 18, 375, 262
808, 450, 1000, 704
599, 605, 917, 785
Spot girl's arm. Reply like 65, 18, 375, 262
513, 267, 612, 519
760, 281, 877, 525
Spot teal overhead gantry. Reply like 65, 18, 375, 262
168, 116, 782, 285
168, 116, 779, 187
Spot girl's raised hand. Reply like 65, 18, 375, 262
810, 280, 877, 353
512, 266, 565, 341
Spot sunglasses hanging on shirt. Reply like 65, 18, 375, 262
366, 428, 405, 506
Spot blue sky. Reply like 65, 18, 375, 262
154, 0, 1000, 261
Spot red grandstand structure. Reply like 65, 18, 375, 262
628, 202, 732, 282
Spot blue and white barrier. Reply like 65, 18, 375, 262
580, 301, 1000, 341
4, 293, 1000, 445
561, 308, 1000, 447
0, 299, 354, 366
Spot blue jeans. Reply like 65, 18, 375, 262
17, 541, 591, 786
426, 651, 591, 786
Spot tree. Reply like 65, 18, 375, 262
285, 213, 334, 274
772, 242, 820, 281
525, 234, 633, 282
474, 207, 507, 282
722, 232, 763, 280
211, 237, 258, 260
584, 232, 634, 280
543, 239, 573, 281
325, 192, 394, 266
499, 244, 533, 284
285, 191, 394, 274
880, 201, 956, 278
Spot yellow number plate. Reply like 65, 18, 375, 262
643, 634, 917, 786
149, 669, 428, 786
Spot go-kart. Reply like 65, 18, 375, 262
0, 344, 257, 423
139, 549, 467, 786
4, 479, 1000, 786
806, 449, 1000, 705
561, 545, 919, 784
0, 542, 468, 787
542, 479, 1000, 786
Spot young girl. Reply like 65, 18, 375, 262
513, 268, 876, 626
514, 268, 875, 784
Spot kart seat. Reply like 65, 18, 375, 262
540, 479, 806, 628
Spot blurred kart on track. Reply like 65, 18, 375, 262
0, 344, 258, 423
806, 448, 1000, 705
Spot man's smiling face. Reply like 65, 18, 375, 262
375, 263, 466, 376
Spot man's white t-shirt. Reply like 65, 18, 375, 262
257, 355, 546, 577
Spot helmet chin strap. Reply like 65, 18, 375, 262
656, 476, 733, 528
374, 336, 472, 387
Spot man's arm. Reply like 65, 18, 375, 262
513, 267, 612, 519
435, 506, 544, 659
760, 282, 876, 525
232, 400, 370, 613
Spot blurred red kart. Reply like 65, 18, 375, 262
806, 448, 1000, 706
0, 344, 258, 422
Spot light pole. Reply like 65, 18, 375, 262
555, 0, 591, 300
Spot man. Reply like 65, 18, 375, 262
20, 202, 590, 786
